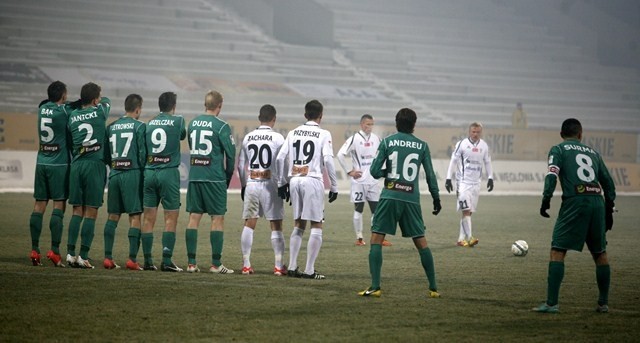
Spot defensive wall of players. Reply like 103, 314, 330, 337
1, 112, 639, 193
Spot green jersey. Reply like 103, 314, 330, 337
37, 101, 71, 166
106, 116, 146, 177
187, 114, 236, 183
543, 138, 615, 201
145, 113, 186, 169
370, 132, 439, 204
68, 97, 111, 162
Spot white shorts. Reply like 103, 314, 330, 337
456, 182, 480, 213
242, 181, 284, 220
290, 177, 324, 222
350, 182, 381, 203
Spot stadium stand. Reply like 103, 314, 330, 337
0, 0, 638, 131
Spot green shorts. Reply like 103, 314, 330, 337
33, 164, 69, 201
68, 159, 106, 208
552, 196, 606, 253
107, 170, 143, 214
186, 181, 227, 215
143, 168, 181, 210
372, 198, 426, 238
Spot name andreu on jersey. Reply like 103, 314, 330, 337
388, 139, 423, 150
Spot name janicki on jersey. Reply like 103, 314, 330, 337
70, 111, 98, 123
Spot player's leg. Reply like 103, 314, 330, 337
46, 200, 66, 266
66, 163, 84, 265
401, 202, 439, 297
204, 182, 232, 274
466, 185, 480, 246
586, 198, 610, 312
240, 182, 260, 274
103, 175, 122, 269
412, 236, 439, 297
141, 169, 159, 270
185, 212, 202, 272
126, 213, 143, 270
263, 181, 286, 275
359, 199, 396, 296
353, 202, 365, 245
29, 200, 47, 265
103, 213, 121, 269
77, 161, 106, 268
159, 168, 181, 272
270, 220, 286, 275
287, 178, 305, 276
367, 184, 390, 247
301, 179, 325, 279
78, 206, 99, 269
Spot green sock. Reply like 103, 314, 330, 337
547, 261, 565, 306
369, 244, 383, 289
186, 228, 198, 265
103, 219, 118, 259
419, 247, 437, 291
29, 212, 44, 252
162, 231, 176, 265
128, 228, 141, 261
50, 209, 64, 255
79, 218, 96, 259
141, 232, 154, 265
210, 231, 224, 266
67, 215, 83, 255
596, 264, 610, 306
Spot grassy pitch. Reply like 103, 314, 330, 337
1, 193, 639, 341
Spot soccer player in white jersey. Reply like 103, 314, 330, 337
275, 100, 339, 279
445, 122, 494, 247
237, 104, 287, 276
337, 114, 391, 247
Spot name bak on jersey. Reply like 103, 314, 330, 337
385, 139, 424, 194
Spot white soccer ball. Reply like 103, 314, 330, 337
511, 240, 528, 256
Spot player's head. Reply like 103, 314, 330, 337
395, 108, 416, 133
124, 94, 143, 119
259, 104, 277, 124
560, 118, 582, 140
360, 114, 374, 134
80, 82, 101, 106
516, 102, 523, 110
47, 81, 67, 103
304, 100, 323, 121
158, 92, 177, 113
205, 90, 223, 114
468, 122, 483, 141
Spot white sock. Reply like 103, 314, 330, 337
462, 216, 472, 240
271, 230, 285, 269
288, 227, 304, 271
304, 228, 323, 275
241, 226, 254, 268
458, 219, 466, 241
353, 211, 363, 239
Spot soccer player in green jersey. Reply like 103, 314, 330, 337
184, 90, 236, 274
533, 118, 616, 313
103, 94, 146, 270
30, 81, 71, 267
142, 92, 186, 272
359, 108, 442, 298
67, 82, 111, 269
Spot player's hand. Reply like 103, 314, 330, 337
487, 179, 494, 192
328, 191, 338, 203
349, 170, 363, 180
540, 198, 551, 218
226, 178, 231, 189
432, 198, 442, 215
241, 187, 245, 201
605, 199, 615, 231
445, 179, 453, 193
278, 184, 290, 203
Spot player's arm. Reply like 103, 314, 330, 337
540, 147, 560, 217
179, 116, 187, 141
236, 138, 248, 188
137, 123, 147, 168
422, 144, 441, 215
445, 141, 461, 192
369, 139, 387, 179
275, 133, 291, 187
336, 136, 353, 175
484, 148, 494, 192
220, 124, 236, 186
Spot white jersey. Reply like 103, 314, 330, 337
446, 137, 493, 185
276, 121, 338, 193
237, 125, 285, 187
337, 130, 380, 185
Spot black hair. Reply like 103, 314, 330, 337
47, 81, 67, 103
395, 108, 417, 133
124, 94, 143, 113
80, 82, 101, 106
158, 92, 177, 113
561, 118, 582, 139
304, 100, 323, 120
259, 104, 276, 123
